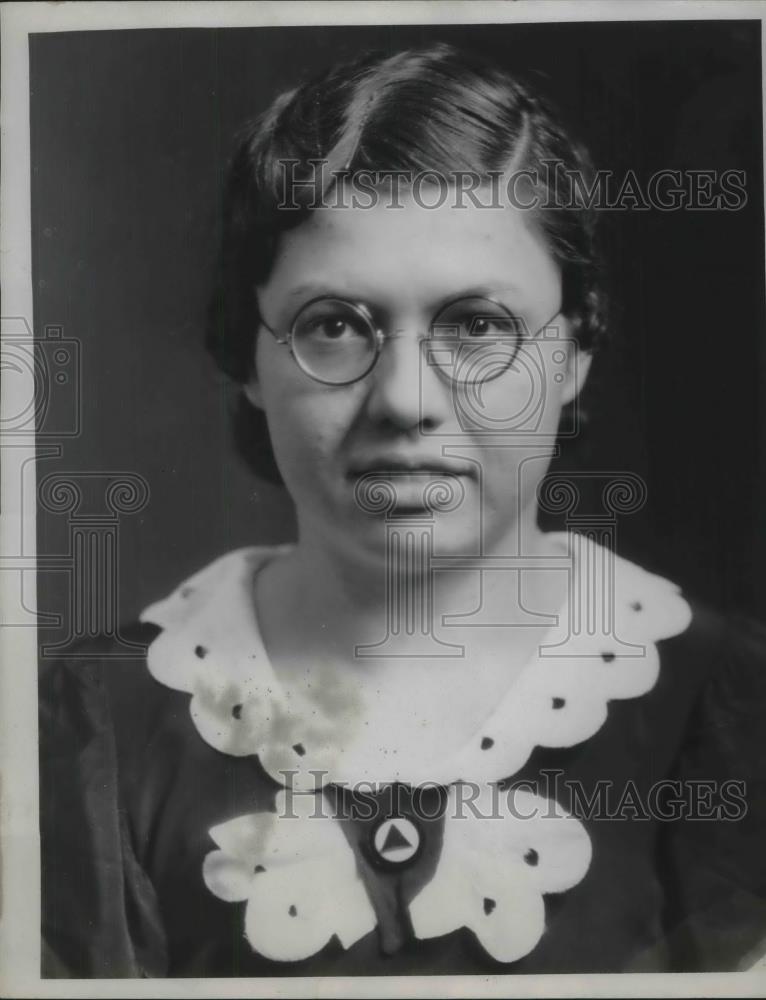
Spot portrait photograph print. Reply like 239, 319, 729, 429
1, 1, 766, 997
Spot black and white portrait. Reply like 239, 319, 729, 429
1, 2, 765, 994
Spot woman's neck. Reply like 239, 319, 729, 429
254, 517, 569, 669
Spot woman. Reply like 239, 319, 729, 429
39, 44, 766, 977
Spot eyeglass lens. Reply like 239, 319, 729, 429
290, 296, 526, 385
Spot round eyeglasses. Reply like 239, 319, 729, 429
258, 295, 562, 386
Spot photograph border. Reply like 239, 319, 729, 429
2, 1, 766, 996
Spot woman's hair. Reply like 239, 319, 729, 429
207, 43, 607, 481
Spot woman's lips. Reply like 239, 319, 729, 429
347, 463, 474, 513
347, 459, 476, 479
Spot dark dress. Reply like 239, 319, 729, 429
39, 545, 766, 977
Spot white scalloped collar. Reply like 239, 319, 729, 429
140, 533, 692, 790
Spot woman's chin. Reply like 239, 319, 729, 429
332, 510, 483, 564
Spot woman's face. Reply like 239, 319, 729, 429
248, 192, 590, 560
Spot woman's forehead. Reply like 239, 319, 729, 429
262, 197, 561, 305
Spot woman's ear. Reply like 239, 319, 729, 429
560, 347, 593, 407
242, 377, 264, 411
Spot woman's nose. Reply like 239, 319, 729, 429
364, 331, 450, 432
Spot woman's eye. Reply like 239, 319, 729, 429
318, 318, 351, 339
306, 317, 364, 341
304, 309, 372, 339
466, 315, 520, 338
432, 299, 523, 341
470, 318, 494, 337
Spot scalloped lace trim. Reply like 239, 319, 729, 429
140, 533, 692, 789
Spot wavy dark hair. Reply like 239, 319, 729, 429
207, 43, 607, 483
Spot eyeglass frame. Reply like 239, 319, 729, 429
257, 293, 565, 387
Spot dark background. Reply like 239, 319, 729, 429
31, 20, 766, 634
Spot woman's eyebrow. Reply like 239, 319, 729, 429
447, 283, 521, 299
283, 281, 523, 303
285, 282, 346, 300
